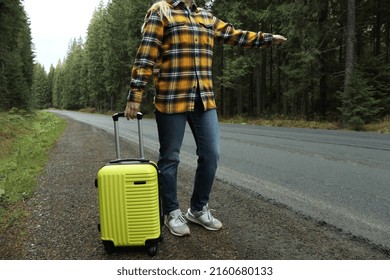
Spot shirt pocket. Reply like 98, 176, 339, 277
198, 20, 215, 48
165, 21, 191, 45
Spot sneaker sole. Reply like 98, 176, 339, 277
185, 213, 222, 231
164, 220, 190, 237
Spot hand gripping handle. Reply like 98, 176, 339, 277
112, 112, 144, 159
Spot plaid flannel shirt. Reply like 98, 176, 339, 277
128, 0, 273, 114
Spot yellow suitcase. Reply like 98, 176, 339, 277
96, 112, 161, 256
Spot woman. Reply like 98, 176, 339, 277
125, 0, 287, 237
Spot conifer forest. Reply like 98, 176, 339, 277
1, 0, 389, 129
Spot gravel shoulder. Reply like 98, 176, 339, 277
1, 116, 389, 260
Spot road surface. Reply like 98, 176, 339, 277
50, 110, 390, 250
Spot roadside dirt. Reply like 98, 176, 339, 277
1, 117, 389, 260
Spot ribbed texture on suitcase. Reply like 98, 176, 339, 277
98, 163, 160, 247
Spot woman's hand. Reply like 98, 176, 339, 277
124, 101, 141, 120
272, 34, 287, 45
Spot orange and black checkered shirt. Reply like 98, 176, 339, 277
128, 0, 273, 114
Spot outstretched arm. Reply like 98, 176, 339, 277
213, 16, 286, 48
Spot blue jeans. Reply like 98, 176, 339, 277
156, 106, 220, 214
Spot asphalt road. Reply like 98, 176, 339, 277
50, 110, 390, 250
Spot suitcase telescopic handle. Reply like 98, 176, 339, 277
112, 112, 144, 160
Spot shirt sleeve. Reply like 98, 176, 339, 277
213, 17, 273, 48
127, 10, 163, 103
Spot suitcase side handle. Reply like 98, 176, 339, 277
112, 112, 144, 160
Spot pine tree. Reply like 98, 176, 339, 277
0, 0, 34, 111
31, 63, 50, 109
62, 38, 87, 110
338, 70, 383, 130
84, 3, 110, 111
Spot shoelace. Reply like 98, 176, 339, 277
203, 207, 216, 221
177, 213, 187, 224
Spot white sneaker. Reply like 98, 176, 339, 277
185, 204, 222, 231
164, 209, 190, 237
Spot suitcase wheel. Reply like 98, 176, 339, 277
146, 240, 158, 257
103, 241, 115, 254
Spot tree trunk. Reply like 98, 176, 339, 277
386, 22, 389, 63
344, 0, 356, 88
261, 50, 267, 114
269, 27, 274, 113
236, 85, 243, 115
373, 0, 381, 56
276, 47, 281, 114
255, 63, 261, 116
220, 46, 227, 117
318, 0, 329, 118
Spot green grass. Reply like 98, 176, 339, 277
0, 110, 66, 226
221, 115, 390, 133
363, 119, 390, 134
221, 115, 340, 130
